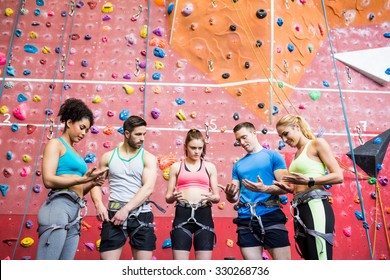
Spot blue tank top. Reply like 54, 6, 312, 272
56, 138, 87, 177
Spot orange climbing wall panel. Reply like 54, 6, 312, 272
0, 0, 389, 260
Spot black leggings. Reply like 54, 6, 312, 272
294, 198, 335, 260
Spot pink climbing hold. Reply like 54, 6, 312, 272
84, 242, 95, 251
13, 103, 27, 121
343, 226, 351, 237
0, 52, 6, 66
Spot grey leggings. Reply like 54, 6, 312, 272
36, 196, 81, 260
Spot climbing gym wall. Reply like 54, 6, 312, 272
0, 0, 389, 260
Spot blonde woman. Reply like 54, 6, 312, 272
275, 114, 343, 260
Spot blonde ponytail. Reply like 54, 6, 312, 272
276, 114, 316, 140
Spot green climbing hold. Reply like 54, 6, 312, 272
278, 81, 284, 88
368, 177, 377, 185
308, 44, 313, 53
308, 90, 321, 101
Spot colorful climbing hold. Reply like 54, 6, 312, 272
20, 237, 34, 247
5, 8, 13, 16
140, 25, 148, 38
101, 2, 113, 13
13, 103, 27, 120
24, 44, 38, 54
378, 176, 388, 186
92, 95, 102, 103
176, 109, 186, 121
122, 85, 135, 95
151, 108, 161, 119
0, 185, 9, 196
0, 105, 8, 114
343, 226, 351, 237
162, 238, 172, 249
33, 184, 41, 193
181, 3, 194, 17
119, 109, 130, 121
308, 90, 321, 101
17, 94, 28, 102
23, 155, 32, 163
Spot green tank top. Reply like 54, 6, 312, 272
289, 140, 326, 178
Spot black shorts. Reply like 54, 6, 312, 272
171, 204, 215, 251
99, 211, 156, 252
235, 209, 290, 249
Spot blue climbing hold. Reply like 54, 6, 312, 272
384, 32, 390, 38
119, 109, 130, 121
36, 0, 44, 6
6, 66, 16, 76
7, 151, 13, 160
278, 140, 285, 150
17, 94, 28, 102
24, 44, 39, 54
175, 98, 185, 105
167, 2, 174, 15
385, 68, 390, 75
354, 210, 364, 221
287, 43, 294, 52
322, 80, 330, 87
117, 127, 124, 135
373, 137, 382, 144
153, 47, 165, 58
11, 124, 19, 132
84, 153, 96, 164
0, 185, 9, 197
152, 72, 161, 80
272, 105, 279, 115
34, 8, 41, 16
15, 29, 22, 37
324, 184, 332, 190
162, 238, 172, 249
277, 18, 284, 27
23, 70, 31, 75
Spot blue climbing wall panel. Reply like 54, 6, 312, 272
0, 0, 389, 260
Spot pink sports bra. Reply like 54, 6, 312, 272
176, 160, 210, 191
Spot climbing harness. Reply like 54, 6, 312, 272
171, 200, 216, 246
290, 188, 334, 258
234, 200, 287, 243
37, 189, 87, 245
108, 200, 166, 239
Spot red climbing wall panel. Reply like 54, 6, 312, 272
0, 0, 389, 260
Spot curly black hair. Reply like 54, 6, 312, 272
58, 98, 94, 129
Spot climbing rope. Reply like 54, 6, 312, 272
319, 0, 373, 259
234, 1, 299, 116
11, 0, 77, 260
232, 0, 300, 119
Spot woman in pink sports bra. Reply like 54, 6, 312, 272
274, 114, 343, 260
165, 129, 220, 260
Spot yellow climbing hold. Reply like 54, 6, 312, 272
21, 237, 34, 247
0, 105, 8, 114
163, 168, 170, 180
96, 239, 101, 251
92, 95, 102, 103
155, 61, 164, 70
101, 2, 113, 13
23, 155, 32, 163
5, 8, 13, 16
176, 109, 186, 121
42, 46, 51, 54
33, 95, 41, 102
140, 25, 148, 38
122, 85, 135, 95
29, 31, 38, 39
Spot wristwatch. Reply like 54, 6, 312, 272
308, 177, 315, 188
